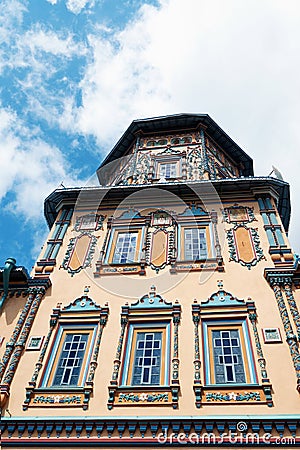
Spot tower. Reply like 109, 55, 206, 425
1, 114, 299, 447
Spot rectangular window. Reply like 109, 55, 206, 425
42, 326, 96, 388
53, 333, 88, 386
43, 209, 73, 260
121, 324, 169, 387
132, 332, 162, 385
159, 162, 177, 179
112, 232, 138, 264
184, 228, 207, 260
106, 228, 144, 265
212, 329, 246, 383
203, 321, 257, 385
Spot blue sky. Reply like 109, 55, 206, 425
1, 0, 300, 271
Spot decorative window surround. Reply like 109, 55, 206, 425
95, 210, 146, 276
107, 286, 181, 409
172, 206, 223, 273
153, 151, 185, 181
192, 282, 273, 408
95, 206, 224, 276
23, 291, 109, 410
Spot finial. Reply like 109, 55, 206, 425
83, 286, 90, 294
217, 280, 223, 289
150, 285, 156, 296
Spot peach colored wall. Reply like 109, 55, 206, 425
1, 195, 299, 419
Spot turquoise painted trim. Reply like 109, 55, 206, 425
266, 228, 276, 246
261, 212, 269, 225
275, 228, 285, 246
270, 212, 278, 225
43, 208, 73, 259
64, 296, 101, 312
0, 257, 16, 309
104, 227, 115, 264
202, 321, 209, 383
257, 198, 265, 210
121, 323, 134, 385
3, 414, 300, 420
242, 320, 257, 383
51, 224, 61, 241
265, 197, 273, 209
42, 325, 64, 385
51, 243, 61, 259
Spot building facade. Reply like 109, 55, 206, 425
1, 114, 300, 447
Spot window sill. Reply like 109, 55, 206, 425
171, 258, 224, 273
194, 384, 273, 407
94, 262, 145, 276
108, 385, 179, 409
23, 386, 92, 410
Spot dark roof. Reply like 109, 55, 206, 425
0, 266, 30, 284
97, 114, 253, 177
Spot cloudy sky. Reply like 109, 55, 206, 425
1, 0, 300, 270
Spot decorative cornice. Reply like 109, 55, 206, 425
1, 416, 299, 444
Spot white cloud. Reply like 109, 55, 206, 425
0, 107, 83, 220
66, 0, 95, 15
65, 0, 300, 251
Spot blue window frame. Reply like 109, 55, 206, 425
203, 320, 257, 386
121, 324, 170, 387
41, 325, 97, 388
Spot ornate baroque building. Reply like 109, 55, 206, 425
1, 114, 300, 447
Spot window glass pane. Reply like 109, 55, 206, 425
113, 232, 138, 264
212, 329, 246, 384
52, 333, 88, 386
184, 228, 207, 260
132, 332, 162, 386
159, 162, 177, 179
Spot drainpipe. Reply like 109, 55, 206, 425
0, 258, 16, 310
